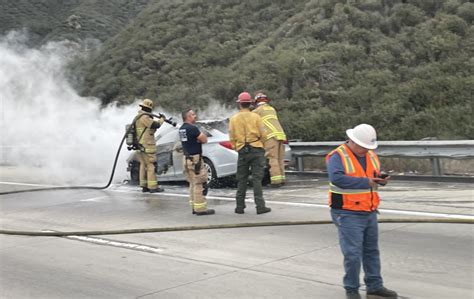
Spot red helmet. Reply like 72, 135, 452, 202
236, 92, 252, 103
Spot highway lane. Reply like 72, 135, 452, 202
0, 177, 473, 299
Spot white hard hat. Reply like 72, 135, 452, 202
346, 124, 378, 149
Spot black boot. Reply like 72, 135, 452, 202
234, 208, 245, 214
195, 209, 215, 216
149, 187, 165, 193
367, 287, 398, 298
141, 187, 150, 193
345, 290, 361, 299
256, 207, 271, 214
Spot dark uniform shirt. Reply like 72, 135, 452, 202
179, 123, 202, 155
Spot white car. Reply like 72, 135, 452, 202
127, 119, 291, 187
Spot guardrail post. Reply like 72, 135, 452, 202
296, 156, 304, 172
430, 158, 442, 176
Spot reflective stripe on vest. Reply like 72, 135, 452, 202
267, 132, 286, 139
136, 127, 145, 144
326, 143, 380, 212
261, 114, 277, 121
329, 182, 377, 194
368, 150, 380, 172
144, 147, 156, 154
336, 146, 355, 174
255, 105, 286, 141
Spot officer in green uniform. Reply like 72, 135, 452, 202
229, 92, 271, 215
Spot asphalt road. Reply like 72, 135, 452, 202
0, 170, 473, 299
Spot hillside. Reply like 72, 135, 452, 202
80, 0, 308, 106
0, 0, 147, 44
2, 0, 473, 141
79, 0, 473, 141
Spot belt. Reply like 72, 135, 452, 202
185, 154, 201, 161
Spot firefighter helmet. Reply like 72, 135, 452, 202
139, 99, 153, 109
254, 92, 269, 103
236, 92, 252, 103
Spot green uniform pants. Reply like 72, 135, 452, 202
235, 146, 266, 210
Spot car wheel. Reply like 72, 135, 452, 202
203, 158, 218, 188
129, 161, 140, 185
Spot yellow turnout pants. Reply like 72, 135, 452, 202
137, 151, 158, 190
183, 155, 208, 212
264, 138, 286, 185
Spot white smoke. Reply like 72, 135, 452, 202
198, 100, 237, 121
0, 32, 238, 185
0, 32, 141, 185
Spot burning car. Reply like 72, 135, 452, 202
127, 119, 291, 187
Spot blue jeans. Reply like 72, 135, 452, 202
330, 209, 383, 292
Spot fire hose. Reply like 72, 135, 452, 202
1, 113, 472, 236
0, 112, 176, 196
0, 218, 472, 236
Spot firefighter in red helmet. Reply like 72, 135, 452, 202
228, 92, 271, 215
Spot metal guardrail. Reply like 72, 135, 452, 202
290, 140, 474, 176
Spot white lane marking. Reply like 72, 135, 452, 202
114, 188, 474, 220
376, 209, 474, 219
79, 196, 108, 202
0, 181, 55, 187
41, 230, 164, 253
66, 235, 164, 253
4, 181, 473, 220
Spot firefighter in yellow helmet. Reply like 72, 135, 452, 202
135, 99, 165, 193
252, 92, 287, 187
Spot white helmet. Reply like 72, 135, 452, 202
346, 124, 378, 149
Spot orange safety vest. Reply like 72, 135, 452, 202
325, 143, 381, 212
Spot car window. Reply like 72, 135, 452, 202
157, 129, 179, 144
195, 124, 212, 137
197, 119, 229, 134
155, 123, 177, 142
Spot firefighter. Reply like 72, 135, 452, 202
135, 99, 165, 193
252, 92, 287, 187
229, 92, 271, 215
179, 109, 215, 216
326, 124, 397, 299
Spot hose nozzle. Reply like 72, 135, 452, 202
155, 113, 177, 127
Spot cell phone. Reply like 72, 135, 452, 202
379, 172, 389, 179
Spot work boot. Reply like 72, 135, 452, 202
234, 208, 245, 214
256, 207, 271, 214
346, 290, 361, 299
141, 187, 150, 193
149, 187, 165, 193
270, 183, 283, 188
367, 287, 398, 298
195, 209, 215, 216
